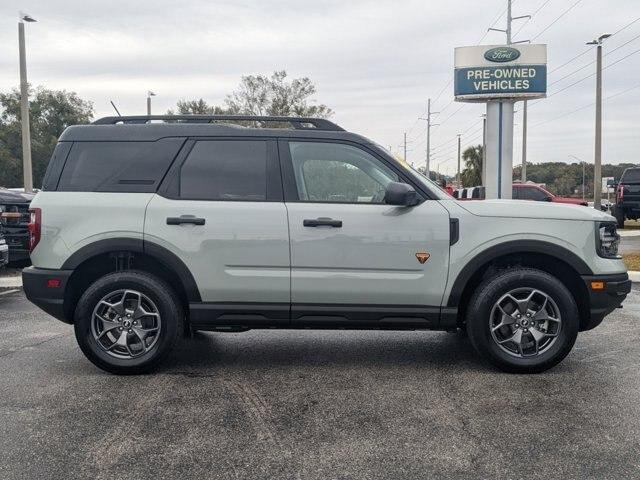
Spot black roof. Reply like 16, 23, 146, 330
59, 115, 370, 143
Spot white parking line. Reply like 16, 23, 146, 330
0, 289, 20, 296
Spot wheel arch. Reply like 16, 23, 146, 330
448, 240, 592, 330
62, 238, 201, 323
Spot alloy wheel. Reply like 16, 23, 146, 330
91, 289, 162, 359
489, 288, 562, 358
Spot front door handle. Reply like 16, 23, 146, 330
303, 217, 342, 228
166, 215, 206, 226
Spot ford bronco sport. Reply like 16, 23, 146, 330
22, 115, 630, 374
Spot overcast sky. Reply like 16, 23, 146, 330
1, 0, 639, 175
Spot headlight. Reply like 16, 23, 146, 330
596, 222, 620, 259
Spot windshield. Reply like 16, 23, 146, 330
366, 143, 451, 200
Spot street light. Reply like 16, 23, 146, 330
146, 91, 156, 115
18, 12, 36, 193
569, 155, 587, 201
586, 33, 611, 211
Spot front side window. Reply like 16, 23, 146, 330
288, 142, 398, 203
179, 140, 267, 201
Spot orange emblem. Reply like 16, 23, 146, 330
415, 252, 430, 264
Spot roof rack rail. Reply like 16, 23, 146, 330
92, 115, 344, 131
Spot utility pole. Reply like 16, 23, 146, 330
457, 134, 462, 188
587, 34, 611, 211
146, 91, 156, 115
481, 114, 487, 186
521, 100, 528, 182
488, 0, 530, 46
18, 12, 36, 193
568, 155, 587, 200
419, 98, 439, 178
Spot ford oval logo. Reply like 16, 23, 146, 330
484, 47, 521, 63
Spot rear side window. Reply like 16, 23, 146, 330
621, 169, 640, 183
57, 138, 185, 192
179, 140, 267, 201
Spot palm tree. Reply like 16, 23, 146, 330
461, 145, 483, 187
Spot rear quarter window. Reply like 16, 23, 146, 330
57, 138, 185, 192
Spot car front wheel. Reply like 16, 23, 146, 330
466, 268, 579, 373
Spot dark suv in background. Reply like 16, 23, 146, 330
0, 188, 35, 265
611, 167, 640, 228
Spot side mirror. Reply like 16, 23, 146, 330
384, 182, 419, 207
544, 196, 553, 202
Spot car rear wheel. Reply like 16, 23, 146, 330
466, 268, 579, 373
74, 271, 183, 375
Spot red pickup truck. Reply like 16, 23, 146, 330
454, 183, 587, 206
512, 183, 588, 206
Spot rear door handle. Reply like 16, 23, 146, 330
166, 215, 206, 226
303, 217, 342, 228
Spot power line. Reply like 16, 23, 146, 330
531, 45, 640, 106
531, 83, 640, 128
548, 31, 640, 87
550, 47, 640, 98
530, 0, 584, 41
513, 0, 553, 38
408, 0, 515, 143
547, 16, 640, 76
477, 3, 511, 44
549, 47, 593, 75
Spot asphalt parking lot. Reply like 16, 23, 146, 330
1, 287, 639, 480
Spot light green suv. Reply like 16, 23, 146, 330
22, 115, 630, 374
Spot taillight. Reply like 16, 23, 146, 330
28, 208, 41, 253
617, 184, 624, 202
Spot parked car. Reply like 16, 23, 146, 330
512, 183, 588, 205
0, 188, 35, 265
23, 115, 629, 375
611, 167, 640, 228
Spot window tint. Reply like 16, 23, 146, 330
58, 138, 184, 192
519, 186, 548, 201
512, 186, 519, 199
621, 169, 640, 183
288, 142, 398, 203
179, 140, 267, 201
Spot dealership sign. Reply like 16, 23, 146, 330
455, 44, 547, 101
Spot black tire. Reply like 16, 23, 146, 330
74, 271, 183, 375
466, 268, 579, 374
613, 206, 625, 228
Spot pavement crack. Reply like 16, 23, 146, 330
0, 333, 69, 359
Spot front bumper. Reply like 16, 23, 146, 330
580, 273, 631, 331
22, 267, 73, 323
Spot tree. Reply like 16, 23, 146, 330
0, 87, 93, 187
167, 99, 225, 115
168, 71, 333, 118
461, 145, 483, 187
